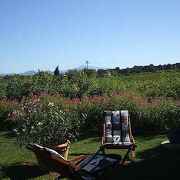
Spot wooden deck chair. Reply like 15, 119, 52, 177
27, 143, 87, 178
99, 110, 136, 164
27, 143, 122, 179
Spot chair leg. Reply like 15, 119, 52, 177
54, 176, 61, 180
130, 150, 136, 161
63, 146, 70, 160
99, 146, 105, 154
120, 148, 131, 165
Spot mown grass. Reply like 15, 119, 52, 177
70, 135, 167, 158
0, 131, 168, 179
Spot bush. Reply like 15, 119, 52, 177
136, 102, 180, 133
14, 98, 81, 146
64, 96, 139, 136
6, 79, 23, 100
60, 77, 78, 98
0, 79, 7, 98
0, 100, 18, 130
32, 71, 53, 94
6, 77, 33, 100
75, 98, 104, 135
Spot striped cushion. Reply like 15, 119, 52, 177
104, 110, 131, 145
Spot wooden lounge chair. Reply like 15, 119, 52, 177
27, 143, 87, 178
27, 143, 121, 179
99, 110, 136, 164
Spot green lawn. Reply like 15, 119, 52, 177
0, 131, 171, 179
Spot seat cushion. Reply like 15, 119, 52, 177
103, 110, 131, 145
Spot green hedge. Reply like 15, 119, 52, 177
2, 95, 180, 146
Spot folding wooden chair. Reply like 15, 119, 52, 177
26, 143, 87, 179
99, 110, 136, 164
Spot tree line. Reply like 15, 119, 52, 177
55, 62, 180, 78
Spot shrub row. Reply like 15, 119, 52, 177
2, 70, 180, 100
1, 95, 178, 146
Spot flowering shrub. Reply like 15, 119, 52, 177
14, 98, 81, 146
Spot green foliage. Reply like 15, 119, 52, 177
75, 99, 104, 134
6, 79, 23, 100
75, 72, 91, 98
3, 93, 180, 146
3, 69, 180, 100
6, 77, 34, 100
135, 71, 180, 98
32, 71, 53, 93
2, 69, 180, 141
87, 79, 104, 96
60, 76, 78, 98
0, 100, 17, 130
14, 99, 81, 146
0, 78, 7, 98
136, 102, 180, 133
60, 72, 93, 99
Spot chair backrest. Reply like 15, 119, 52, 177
102, 110, 133, 145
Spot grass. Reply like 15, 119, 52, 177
0, 131, 168, 179
69, 135, 167, 158
0, 132, 34, 165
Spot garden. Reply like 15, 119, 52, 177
1, 69, 180, 179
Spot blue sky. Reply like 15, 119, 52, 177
0, 0, 180, 73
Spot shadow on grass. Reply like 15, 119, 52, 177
0, 162, 48, 180
0, 130, 17, 139
100, 145, 180, 180
136, 133, 166, 140
1, 145, 179, 180
137, 145, 164, 159
78, 133, 100, 141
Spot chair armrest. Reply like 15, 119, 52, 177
54, 140, 71, 150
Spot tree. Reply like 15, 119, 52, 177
54, 66, 60, 76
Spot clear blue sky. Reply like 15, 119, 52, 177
0, 0, 180, 73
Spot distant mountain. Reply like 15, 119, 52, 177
21, 70, 37, 75
0, 73, 15, 76
0, 70, 36, 76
